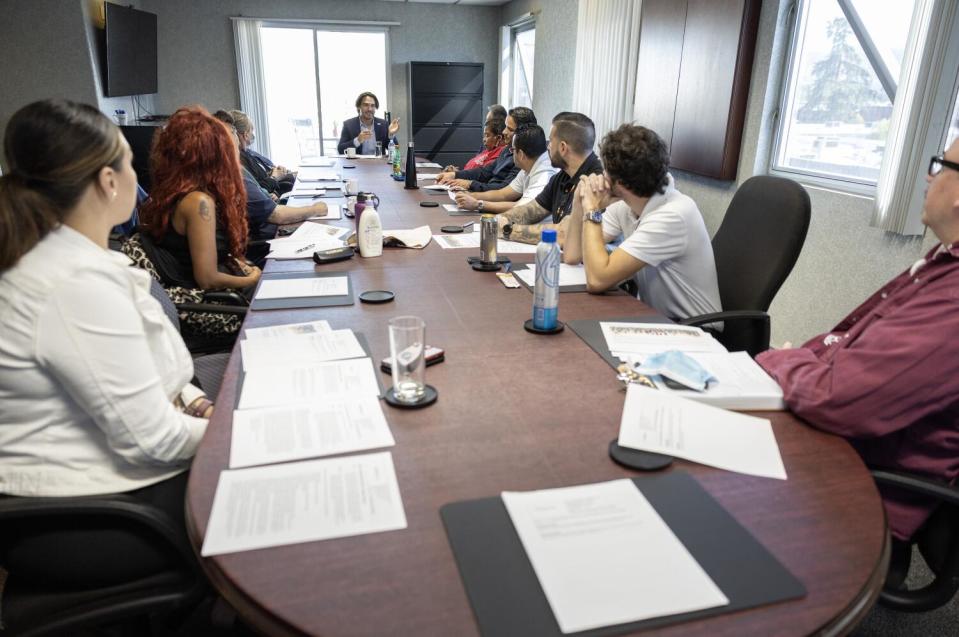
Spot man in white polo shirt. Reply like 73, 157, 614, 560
563, 124, 721, 321
452, 124, 557, 214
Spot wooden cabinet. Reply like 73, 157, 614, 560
408, 62, 483, 168
634, 0, 761, 180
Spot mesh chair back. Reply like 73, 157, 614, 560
712, 176, 810, 312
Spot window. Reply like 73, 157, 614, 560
771, 0, 918, 191
259, 24, 389, 166
500, 19, 535, 108
947, 81, 959, 148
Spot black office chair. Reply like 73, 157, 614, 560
680, 175, 810, 356
872, 470, 959, 612
0, 493, 207, 636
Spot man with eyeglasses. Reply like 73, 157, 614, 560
756, 138, 959, 580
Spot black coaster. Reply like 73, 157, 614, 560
384, 384, 438, 408
467, 256, 511, 266
441, 225, 464, 233
523, 319, 565, 335
419, 201, 439, 207
472, 261, 501, 272
608, 439, 674, 471
359, 290, 395, 304
343, 164, 356, 169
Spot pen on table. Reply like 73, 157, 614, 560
462, 221, 474, 230
294, 243, 316, 254
503, 261, 512, 273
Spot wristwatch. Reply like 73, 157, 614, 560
584, 208, 606, 224
501, 222, 513, 239
477, 200, 485, 211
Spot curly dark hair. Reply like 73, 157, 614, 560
355, 92, 380, 110
600, 124, 670, 198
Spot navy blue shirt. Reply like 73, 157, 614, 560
455, 147, 520, 192
242, 168, 277, 241
535, 152, 603, 223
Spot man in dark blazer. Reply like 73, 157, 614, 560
337, 92, 400, 155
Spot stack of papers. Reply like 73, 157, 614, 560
201, 452, 406, 556
600, 322, 727, 359
502, 479, 728, 633
244, 320, 332, 339
240, 328, 366, 371
254, 276, 348, 300
514, 263, 587, 288
618, 384, 787, 480
433, 232, 538, 254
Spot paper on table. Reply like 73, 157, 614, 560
502, 479, 728, 633
201, 451, 407, 556
298, 157, 335, 167
308, 203, 343, 221
286, 195, 325, 208
423, 183, 450, 191
432, 232, 539, 254
238, 358, 381, 410
287, 187, 326, 196
624, 351, 785, 411
618, 384, 787, 480
265, 237, 342, 260
297, 167, 340, 181
244, 320, 332, 340
255, 276, 348, 300
229, 395, 394, 468
514, 263, 587, 288
289, 221, 351, 242
443, 204, 470, 213
416, 161, 442, 168
416, 173, 439, 181
383, 226, 433, 249
239, 329, 367, 371
602, 322, 727, 357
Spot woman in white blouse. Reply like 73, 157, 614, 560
0, 100, 211, 517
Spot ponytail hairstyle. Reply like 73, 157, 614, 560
140, 106, 248, 258
0, 99, 124, 272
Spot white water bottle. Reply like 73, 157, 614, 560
532, 229, 560, 329
357, 204, 383, 257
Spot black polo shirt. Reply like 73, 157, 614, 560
534, 152, 604, 223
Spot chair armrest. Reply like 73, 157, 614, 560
679, 309, 770, 327
176, 303, 248, 317
201, 291, 248, 306
871, 470, 959, 508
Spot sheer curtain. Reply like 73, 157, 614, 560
572, 0, 643, 144
232, 18, 272, 158
871, 0, 959, 235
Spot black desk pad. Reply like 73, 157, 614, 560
441, 472, 806, 637
567, 317, 674, 371
511, 264, 588, 294
249, 270, 354, 311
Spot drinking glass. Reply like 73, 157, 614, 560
375, 142, 383, 158
389, 316, 426, 403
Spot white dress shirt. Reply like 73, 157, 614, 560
0, 225, 207, 496
507, 152, 558, 206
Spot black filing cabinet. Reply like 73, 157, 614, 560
408, 62, 483, 168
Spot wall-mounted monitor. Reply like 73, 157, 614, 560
104, 4, 158, 97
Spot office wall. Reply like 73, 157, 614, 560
137, 0, 502, 149
500, 0, 579, 123
0, 0, 100, 170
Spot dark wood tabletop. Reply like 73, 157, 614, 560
186, 158, 888, 637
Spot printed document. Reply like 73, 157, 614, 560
286, 195, 326, 208
618, 384, 787, 480
514, 263, 587, 288
297, 167, 340, 181
266, 238, 342, 260
229, 395, 394, 468
383, 226, 433, 249
601, 322, 727, 357
238, 358, 381, 410
416, 161, 442, 168
244, 320, 332, 340
239, 329, 366, 371
201, 452, 407, 556
255, 276, 348, 300
432, 232, 538, 253
288, 221, 351, 242
502, 479, 728, 633
308, 203, 342, 220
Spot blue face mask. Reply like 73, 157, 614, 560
632, 350, 716, 392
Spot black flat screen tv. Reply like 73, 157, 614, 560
104, 4, 158, 97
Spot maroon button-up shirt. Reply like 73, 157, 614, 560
757, 243, 959, 541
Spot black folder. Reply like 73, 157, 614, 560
511, 264, 588, 293
441, 471, 805, 637
249, 270, 354, 311
567, 317, 673, 371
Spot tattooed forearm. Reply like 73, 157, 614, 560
501, 201, 549, 226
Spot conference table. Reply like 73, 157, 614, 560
185, 158, 889, 636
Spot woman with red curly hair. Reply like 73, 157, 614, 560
139, 106, 261, 291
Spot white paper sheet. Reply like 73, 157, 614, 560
229, 395, 394, 468
298, 157, 335, 167
423, 183, 450, 191
265, 237, 343, 260
443, 203, 471, 213
618, 384, 787, 480
383, 226, 433, 249
417, 173, 439, 181
601, 322, 727, 357
308, 203, 343, 220
240, 329, 366, 371
286, 195, 325, 208
238, 358, 381, 410
255, 276, 348, 300
502, 479, 728, 633
201, 452, 407, 556
289, 187, 327, 196
244, 320, 332, 340
514, 263, 588, 288
297, 167, 340, 181
432, 233, 539, 253
288, 221, 351, 242
416, 162, 442, 168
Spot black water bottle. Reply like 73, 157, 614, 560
404, 141, 418, 190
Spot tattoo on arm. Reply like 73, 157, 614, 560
198, 198, 213, 222
510, 224, 543, 245
503, 200, 549, 226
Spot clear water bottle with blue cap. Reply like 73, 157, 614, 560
532, 229, 560, 329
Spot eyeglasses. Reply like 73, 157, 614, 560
929, 155, 959, 177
